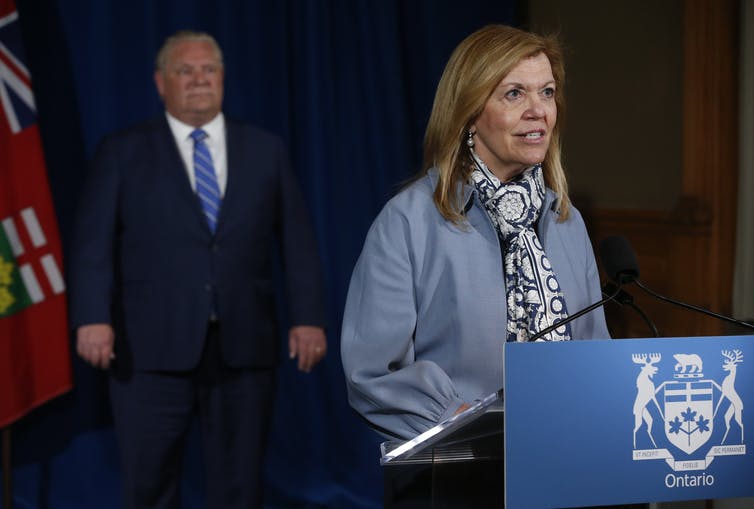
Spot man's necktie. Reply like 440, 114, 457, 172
190, 129, 222, 233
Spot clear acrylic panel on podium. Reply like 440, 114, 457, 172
380, 389, 504, 509
380, 389, 504, 465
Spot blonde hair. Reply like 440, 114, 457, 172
423, 24, 570, 223
155, 30, 224, 72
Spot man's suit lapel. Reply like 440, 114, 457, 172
220, 120, 245, 234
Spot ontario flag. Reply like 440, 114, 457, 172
0, 0, 72, 427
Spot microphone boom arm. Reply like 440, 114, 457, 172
528, 282, 622, 342
633, 278, 754, 331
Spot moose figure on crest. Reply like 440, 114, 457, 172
632, 353, 664, 449
714, 349, 744, 445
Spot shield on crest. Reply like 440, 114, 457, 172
664, 381, 714, 454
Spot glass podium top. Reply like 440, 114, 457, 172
380, 389, 503, 465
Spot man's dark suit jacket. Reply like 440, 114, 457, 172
69, 115, 325, 372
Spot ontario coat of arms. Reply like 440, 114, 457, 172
631, 350, 745, 473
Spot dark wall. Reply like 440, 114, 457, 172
526, 0, 684, 210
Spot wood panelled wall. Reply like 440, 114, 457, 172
581, 0, 740, 339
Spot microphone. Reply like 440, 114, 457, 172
599, 235, 640, 284
598, 235, 754, 332
527, 282, 623, 342
601, 281, 660, 337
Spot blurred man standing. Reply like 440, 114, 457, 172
70, 30, 327, 509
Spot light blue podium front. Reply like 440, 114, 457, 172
504, 335, 752, 508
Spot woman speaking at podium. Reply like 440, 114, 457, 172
341, 24, 609, 440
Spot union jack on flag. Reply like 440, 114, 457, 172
0, 0, 72, 428
0, 7, 35, 134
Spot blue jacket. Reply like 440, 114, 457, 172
341, 168, 609, 439
69, 116, 325, 372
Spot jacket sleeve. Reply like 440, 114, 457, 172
341, 202, 464, 440
275, 139, 326, 328
68, 137, 120, 329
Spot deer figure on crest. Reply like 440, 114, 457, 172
632, 353, 664, 449
714, 349, 744, 444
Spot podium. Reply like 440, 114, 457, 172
380, 391, 503, 508
380, 335, 754, 508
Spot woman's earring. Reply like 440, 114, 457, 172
466, 131, 475, 148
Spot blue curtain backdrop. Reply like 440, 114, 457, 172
5, 1, 517, 507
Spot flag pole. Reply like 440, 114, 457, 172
2, 426, 11, 509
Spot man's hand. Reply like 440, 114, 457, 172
76, 323, 115, 370
288, 325, 327, 373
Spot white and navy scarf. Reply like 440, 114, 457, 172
470, 152, 571, 342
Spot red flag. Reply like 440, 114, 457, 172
0, 0, 72, 427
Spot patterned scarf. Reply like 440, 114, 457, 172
470, 152, 571, 342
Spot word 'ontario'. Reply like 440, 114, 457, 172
664, 473, 715, 489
